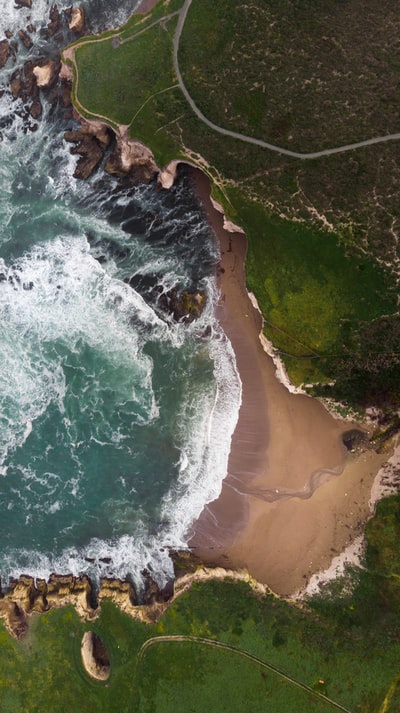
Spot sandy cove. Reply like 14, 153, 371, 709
188, 167, 389, 597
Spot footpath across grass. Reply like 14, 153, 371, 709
2, 493, 400, 713
67, 0, 400, 412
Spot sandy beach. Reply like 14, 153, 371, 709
188, 167, 389, 597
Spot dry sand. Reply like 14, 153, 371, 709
188, 167, 389, 597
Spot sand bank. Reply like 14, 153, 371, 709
188, 167, 390, 597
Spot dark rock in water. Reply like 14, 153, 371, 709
5, 30, 13, 40
47, 4, 61, 37
158, 288, 206, 323
71, 137, 103, 179
18, 28, 33, 49
27, 24, 35, 34
10, 69, 23, 99
23, 60, 39, 100
141, 568, 174, 604
60, 78, 72, 108
99, 556, 112, 564
0, 40, 11, 68
342, 428, 371, 453
15, 0, 32, 8
29, 99, 42, 119
0, 115, 13, 130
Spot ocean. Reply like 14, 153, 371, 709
0, 0, 241, 591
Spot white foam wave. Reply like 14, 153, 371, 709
158, 324, 242, 548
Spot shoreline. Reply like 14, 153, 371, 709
188, 166, 391, 597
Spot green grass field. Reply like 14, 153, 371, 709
2, 490, 400, 713
66, 0, 400, 411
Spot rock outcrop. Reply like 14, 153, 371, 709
0, 573, 97, 637
64, 117, 112, 179
33, 58, 60, 88
69, 7, 86, 35
158, 288, 206, 323
98, 577, 137, 608
18, 28, 33, 49
0, 40, 11, 68
104, 135, 158, 184
15, 0, 32, 8
46, 574, 96, 617
47, 4, 61, 37
81, 632, 110, 681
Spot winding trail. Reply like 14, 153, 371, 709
65, 0, 400, 160
137, 635, 352, 712
174, 0, 400, 160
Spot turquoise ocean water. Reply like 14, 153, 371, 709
0, 0, 241, 590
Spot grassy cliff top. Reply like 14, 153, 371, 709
65, 0, 400, 412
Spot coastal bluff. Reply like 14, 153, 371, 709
0, 559, 272, 640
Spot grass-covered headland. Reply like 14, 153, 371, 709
2, 493, 400, 712
65, 0, 400, 415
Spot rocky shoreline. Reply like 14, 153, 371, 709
0, 554, 273, 640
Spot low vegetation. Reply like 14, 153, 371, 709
67, 0, 400, 412
1, 494, 400, 711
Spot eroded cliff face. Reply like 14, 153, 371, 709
0, 570, 177, 638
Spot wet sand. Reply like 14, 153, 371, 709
188, 167, 388, 596
135, 0, 159, 14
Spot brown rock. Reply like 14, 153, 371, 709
18, 28, 32, 49
99, 577, 137, 606
71, 135, 103, 179
158, 288, 206, 323
69, 7, 86, 35
0, 600, 28, 639
7, 575, 36, 612
64, 121, 111, 179
27, 24, 35, 34
60, 79, 72, 107
141, 569, 173, 604
104, 136, 157, 184
15, 0, 32, 7
0, 40, 11, 68
47, 4, 61, 36
81, 632, 110, 681
29, 99, 42, 119
23, 60, 39, 99
10, 69, 23, 100
46, 573, 94, 615
32, 58, 60, 88
5, 30, 13, 40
